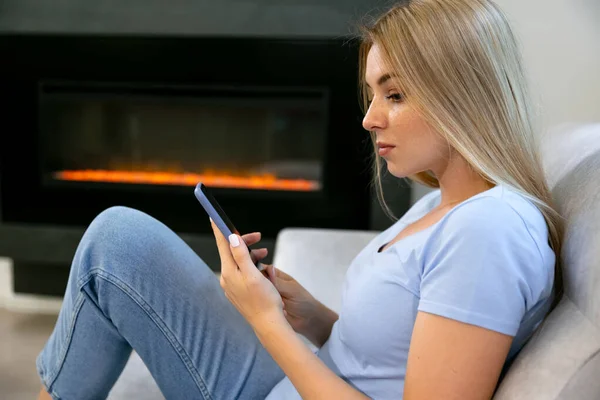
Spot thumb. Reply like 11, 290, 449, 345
228, 234, 257, 275
262, 265, 280, 288
273, 267, 293, 280
264, 264, 276, 282
270, 266, 296, 295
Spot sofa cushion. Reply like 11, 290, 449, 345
494, 297, 600, 399
273, 228, 379, 314
494, 123, 600, 399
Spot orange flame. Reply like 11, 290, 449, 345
53, 170, 320, 191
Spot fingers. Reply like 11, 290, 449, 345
266, 264, 275, 281
211, 219, 270, 279
250, 248, 268, 265
228, 234, 259, 275
211, 220, 267, 273
260, 268, 270, 279
273, 266, 293, 281
210, 220, 236, 274
244, 233, 266, 264
269, 266, 298, 295
265, 265, 290, 292
258, 263, 275, 283
241, 232, 261, 247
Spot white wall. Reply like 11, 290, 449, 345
412, 0, 600, 204
497, 0, 600, 129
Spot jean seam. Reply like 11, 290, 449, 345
38, 363, 66, 400
41, 291, 87, 393
84, 267, 213, 400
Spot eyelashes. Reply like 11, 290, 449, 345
366, 92, 405, 107
385, 93, 404, 102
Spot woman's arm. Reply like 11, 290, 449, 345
265, 266, 339, 348
255, 317, 369, 400
404, 311, 513, 400
302, 301, 339, 347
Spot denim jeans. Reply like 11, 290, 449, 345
36, 206, 285, 399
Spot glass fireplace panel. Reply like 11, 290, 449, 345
40, 82, 327, 192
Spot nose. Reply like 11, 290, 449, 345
362, 101, 387, 132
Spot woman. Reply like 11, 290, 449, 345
38, 0, 563, 399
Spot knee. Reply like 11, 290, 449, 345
75, 206, 170, 278
90, 205, 153, 231
72, 206, 214, 302
86, 206, 158, 246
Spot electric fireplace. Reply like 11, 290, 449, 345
42, 81, 326, 192
0, 34, 374, 240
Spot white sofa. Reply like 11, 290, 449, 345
110, 123, 600, 399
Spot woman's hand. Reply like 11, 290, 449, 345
264, 266, 339, 347
211, 222, 364, 399
210, 220, 287, 332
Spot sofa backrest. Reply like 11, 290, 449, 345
494, 123, 600, 400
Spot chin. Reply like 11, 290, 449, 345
383, 160, 408, 178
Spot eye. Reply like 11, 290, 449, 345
385, 93, 404, 102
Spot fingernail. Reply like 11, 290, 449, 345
229, 234, 240, 247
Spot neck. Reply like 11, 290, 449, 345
432, 152, 494, 207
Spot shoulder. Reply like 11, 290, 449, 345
422, 185, 555, 280
422, 185, 555, 300
418, 186, 555, 332
433, 186, 549, 251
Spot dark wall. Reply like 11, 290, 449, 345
0, 0, 395, 37
0, 0, 410, 231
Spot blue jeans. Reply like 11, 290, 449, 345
36, 206, 285, 399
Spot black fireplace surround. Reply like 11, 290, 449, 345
0, 33, 411, 295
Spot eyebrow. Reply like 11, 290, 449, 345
365, 73, 397, 88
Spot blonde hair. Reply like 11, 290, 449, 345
358, 0, 564, 308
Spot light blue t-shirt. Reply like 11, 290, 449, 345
267, 185, 555, 399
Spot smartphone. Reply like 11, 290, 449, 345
194, 182, 264, 270
194, 182, 240, 238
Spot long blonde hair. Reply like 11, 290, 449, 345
358, 0, 564, 308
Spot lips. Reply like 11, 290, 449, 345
376, 141, 395, 156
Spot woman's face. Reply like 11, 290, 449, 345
363, 44, 449, 178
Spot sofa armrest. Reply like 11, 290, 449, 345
272, 228, 379, 314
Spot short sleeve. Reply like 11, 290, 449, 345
418, 196, 547, 336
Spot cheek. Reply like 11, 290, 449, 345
389, 108, 438, 151
386, 109, 446, 175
